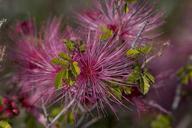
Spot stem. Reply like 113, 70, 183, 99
48, 99, 75, 127
82, 116, 102, 128
131, 21, 148, 48
141, 41, 170, 68
76, 114, 86, 127
0, 45, 6, 62
172, 83, 182, 110
41, 99, 50, 127
0, 18, 7, 28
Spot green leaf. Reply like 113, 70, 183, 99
127, 65, 141, 83
67, 112, 75, 125
50, 107, 61, 117
110, 86, 122, 100
127, 71, 139, 83
55, 70, 65, 89
126, 45, 152, 57
79, 44, 86, 53
181, 75, 190, 85
124, 3, 129, 13
177, 64, 192, 85
72, 61, 81, 76
51, 58, 68, 66
151, 114, 172, 128
123, 87, 132, 95
144, 71, 155, 84
127, 65, 155, 95
126, 49, 140, 56
65, 40, 75, 51
63, 69, 69, 80
0, 121, 12, 128
138, 45, 152, 54
63, 70, 75, 86
139, 70, 155, 95
100, 25, 113, 40
139, 75, 151, 95
59, 53, 71, 61
68, 79, 75, 86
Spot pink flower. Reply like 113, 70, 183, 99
13, 19, 65, 105
12, 1, 165, 113
13, 17, 135, 112
78, 0, 164, 47
68, 31, 133, 109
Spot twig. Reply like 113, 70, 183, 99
0, 45, 6, 62
148, 100, 171, 115
172, 83, 182, 110
131, 21, 148, 48
76, 114, 86, 128
0, 18, 7, 28
172, 57, 192, 110
81, 116, 102, 128
141, 41, 170, 68
41, 99, 51, 127
48, 99, 75, 127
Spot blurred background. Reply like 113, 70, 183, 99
0, 0, 191, 127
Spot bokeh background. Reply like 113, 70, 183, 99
0, 0, 191, 127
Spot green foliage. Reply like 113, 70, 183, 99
79, 43, 86, 53
151, 114, 172, 128
58, 52, 71, 61
127, 45, 152, 58
50, 107, 61, 118
110, 86, 122, 100
127, 49, 140, 56
51, 58, 68, 67
124, 0, 137, 14
177, 64, 192, 85
67, 112, 75, 125
0, 121, 12, 128
124, 2, 129, 13
64, 40, 86, 53
51, 52, 81, 89
138, 45, 152, 54
55, 70, 65, 89
100, 25, 113, 40
126, 44, 154, 95
49, 107, 75, 127
72, 61, 81, 76
64, 40, 75, 51
127, 65, 155, 95
123, 87, 132, 95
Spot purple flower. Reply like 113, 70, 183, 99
78, 0, 164, 47
69, 31, 133, 109
13, 17, 135, 112
12, 1, 165, 114
13, 19, 65, 105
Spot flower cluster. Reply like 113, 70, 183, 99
78, 0, 164, 47
11, 0, 164, 116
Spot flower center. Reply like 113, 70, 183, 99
79, 57, 102, 79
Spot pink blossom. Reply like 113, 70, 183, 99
13, 19, 65, 105
78, 0, 164, 47
13, 18, 135, 112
